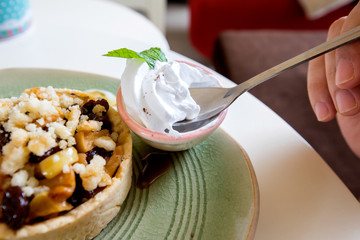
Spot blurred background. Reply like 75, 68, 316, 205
121, 0, 356, 67
110, 0, 210, 66
165, 0, 210, 66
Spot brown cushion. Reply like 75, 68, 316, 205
213, 30, 360, 198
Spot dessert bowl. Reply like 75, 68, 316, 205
116, 61, 227, 151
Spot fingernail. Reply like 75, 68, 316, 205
315, 102, 330, 121
335, 89, 358, 114
336, 58, 354, 86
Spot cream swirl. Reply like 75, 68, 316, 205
120, 60, 219, 137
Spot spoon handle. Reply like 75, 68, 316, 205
236, 24, 360, 95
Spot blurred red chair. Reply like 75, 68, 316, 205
189, 0, 355, 59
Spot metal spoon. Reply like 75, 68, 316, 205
173, 25, 360, 133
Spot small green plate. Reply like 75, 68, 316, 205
0, 68, 259, 240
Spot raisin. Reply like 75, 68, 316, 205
81, 100, 95, 115
0, 127, 11, 154
101, 119, 112, 131
87, 113, 102, 121
80, 99, 112, 131
81, 99, 109, 116
85, 147, 113, 163
86, 114, 112, 131
66, 174, 83, 207
96, 99, 110, 114
67, 174, 104, 207
29, 146, 61, 163
1, 186, 30, 230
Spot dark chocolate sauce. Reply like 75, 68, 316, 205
137, 152, 172, 189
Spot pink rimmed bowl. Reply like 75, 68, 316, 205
116, 61, 228, 151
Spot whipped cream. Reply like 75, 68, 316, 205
120, 60, 219, 137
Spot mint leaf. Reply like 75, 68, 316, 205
103, 47, 167, 69
104, 48, 140, 59
140, 48, 167, 63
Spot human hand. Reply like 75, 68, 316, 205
307, 2, 360, 157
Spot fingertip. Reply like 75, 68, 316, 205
327, 17, 346, 40
335, 58, 355, 87
335, 42, 360, 89
314, 102, 330, 121
335, 89, 360, 115
314, 101, 336, 122
307, 57, 337, 122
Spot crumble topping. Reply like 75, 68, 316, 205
0, 86, 125, 230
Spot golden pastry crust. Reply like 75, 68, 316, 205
0, 87, 132, 240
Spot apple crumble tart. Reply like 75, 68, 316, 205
0, 86, 132, 240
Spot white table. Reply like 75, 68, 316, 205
0, 0, 169, 78
171, 52, 360, 239
1, 0, 360, 239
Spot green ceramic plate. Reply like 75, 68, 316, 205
0, 68, 259, 240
